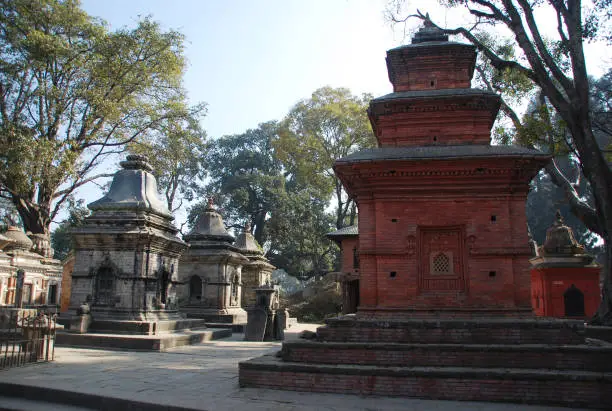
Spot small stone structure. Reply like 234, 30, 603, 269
530, 211, 601, 318
178, 199, 249, 324
0, 226, 62, 310
69, 155, 187, 323
244, 284, 284, 341
326, 225, 359, 314
235, 223, 275, 307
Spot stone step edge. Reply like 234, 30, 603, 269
57, 328, 228, 340
323, 317, 585, 330
283, 340, 612, 353
0, 382, 198, 411
240, 355, 612, 382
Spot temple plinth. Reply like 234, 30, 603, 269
239, 22, 612, 408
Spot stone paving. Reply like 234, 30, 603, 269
0, 324, 589, 411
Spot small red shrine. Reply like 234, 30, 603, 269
239, 21, 612, 408
530, 211, 601, 318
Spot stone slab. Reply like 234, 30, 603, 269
244, 308, 267, 341
55, 328, 231, 351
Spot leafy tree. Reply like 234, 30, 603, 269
275, 87, 376, 229
190, 121, 338, 280
0, 0, 196, 240
388, 0, 612, 323
264, 189, 337, 280
50, 198, 89, 260
200, 121, 284, 244
128, 106, 208, 213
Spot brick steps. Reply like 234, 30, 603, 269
281, 340, 612, 371
317, 317, 586, 344
239, 354, 612, 409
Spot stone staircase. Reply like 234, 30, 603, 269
239, 316, 612, 409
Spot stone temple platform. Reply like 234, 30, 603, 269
239, 316, 612, 409
56, 318, 231, 351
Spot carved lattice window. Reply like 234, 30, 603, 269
431, 252, 452, 275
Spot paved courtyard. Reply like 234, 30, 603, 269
0, 324, 589, 411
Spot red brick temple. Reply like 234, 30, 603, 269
240, 22, 612, 408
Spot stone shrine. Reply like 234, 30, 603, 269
61, 155, 228, 349
244, 284, 283, 341
235, 223, 275, 307
0, 227, 63, 310
240, 21, 612, 408
177, 199, 249, 325
530, 211, 601, 318
69, 155, 187, 322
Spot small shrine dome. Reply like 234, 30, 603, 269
88, 154, 171, 219
531, 211, 595, 268
541, 211, 588, 256
235, 223, 264, 256
183, 199, 235, 244
3, 226, 33, 251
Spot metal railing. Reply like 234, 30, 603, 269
0, 309, 57, 369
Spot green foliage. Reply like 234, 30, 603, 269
199, 121, 284, 241
275, 87, 376, 228
50, 198, 90, 260
192, 120, 338, 280
128, 104, 208, 212
0, 0, 195, 235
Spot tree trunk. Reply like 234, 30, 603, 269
253, 211, 266, 246
12, 196, 51, 238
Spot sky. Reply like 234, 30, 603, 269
81, 0, 402, 139
65, 0, 609, 227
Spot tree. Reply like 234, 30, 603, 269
128, 106, 208, 213
50, 198, 89, 260
275, 87, 376, 229
0, 0, 196, 240
201, 121, 284, 244
388, 0, 612, 323
190, 121, 338, 280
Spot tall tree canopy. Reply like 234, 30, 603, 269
275, 87, 376, 229
201, 121, 284, 244
388, 0, 612, 323
0, 0, 198, 238
195, 121, 337, 280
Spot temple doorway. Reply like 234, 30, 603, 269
564, 284, 585, 317
95, 267, 114, 305
159, 271, 169, 305
189, 275, 203, 303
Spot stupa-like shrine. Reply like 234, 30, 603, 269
235, 223, 275, 307
530, 211, 601, 318
177, 199, 249, 325
240, 22, 612, 408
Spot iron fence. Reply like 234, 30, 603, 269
0, 309, 57, 369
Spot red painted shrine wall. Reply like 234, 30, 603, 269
531, 267, 600, 318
